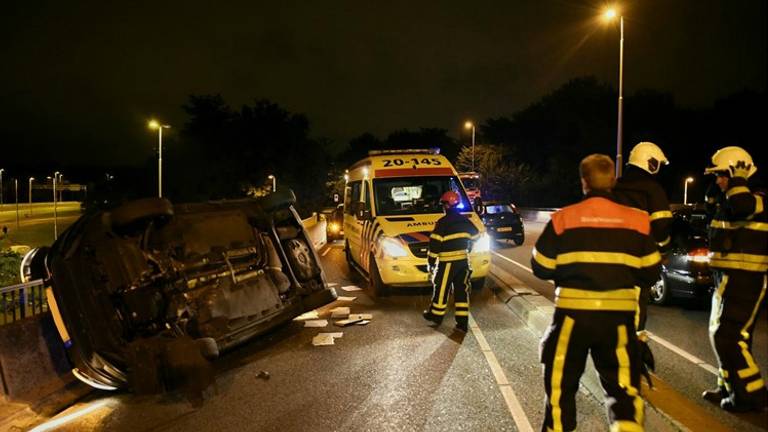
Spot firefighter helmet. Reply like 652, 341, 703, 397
704, 146, 757, 178
440, 191, 461, 208
627, 142, 669, 175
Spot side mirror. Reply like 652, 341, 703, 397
357, 208, 372, 221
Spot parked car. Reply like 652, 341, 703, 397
24, 190, 336, 392
650, 205, 714, 305
480, 201, 525, 245
321, 204, 345, 241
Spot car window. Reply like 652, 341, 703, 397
485, 205, 513, 214
345, 181, 361, 215
372, 176, 470, 216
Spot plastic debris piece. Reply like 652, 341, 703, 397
336, 296, 357, 302
356, 320, 370, 326
335, 318, 363, 327
257, 370, 270, 380
312, 334, 335, 346
341, 285, 363, 291
293, 310, 319, 321
330, 307, 350, 318
304, 319, 328, 328
348, 313, 372, 320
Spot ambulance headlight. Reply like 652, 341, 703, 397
473, 233, 491, 253
380, 237, 409, 258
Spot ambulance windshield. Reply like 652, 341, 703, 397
373, 176, 471, 216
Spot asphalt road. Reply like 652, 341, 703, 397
491, 220, 768, 432
25, 227, 767, 432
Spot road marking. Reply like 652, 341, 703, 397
492, 251, 533, 273
490, 255, 720, 376
321, 246, 332, 257
469, 315, 534, 432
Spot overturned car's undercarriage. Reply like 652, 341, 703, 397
33, 190, 335, 393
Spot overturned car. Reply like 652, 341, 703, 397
26, 190, 335, 392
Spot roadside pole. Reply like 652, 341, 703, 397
14, 179, 19, 229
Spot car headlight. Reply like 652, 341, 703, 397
380, 237, 409, 258
329, 222, 340, 233
473, 233, 491, 253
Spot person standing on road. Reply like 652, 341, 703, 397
422, 190, 479, 333
613, 141, 672, 382
532, 154, 661, 432
702, 146, 768, 412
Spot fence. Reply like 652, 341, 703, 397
0, 279, 47, 325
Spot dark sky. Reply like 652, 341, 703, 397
2, 0, 765, 166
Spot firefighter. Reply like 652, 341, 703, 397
532, 154, 661, 432
613, 141, 672, 379
702, 146, 768, 412
422, 190, 479, 333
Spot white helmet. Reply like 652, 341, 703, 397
704, 146, 757, 178
627, 142, 668, 175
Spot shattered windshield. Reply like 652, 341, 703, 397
373, 176, 471, 216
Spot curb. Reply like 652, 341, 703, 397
488, 265, 688, 432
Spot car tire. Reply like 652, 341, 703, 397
368, 257, 390, 297
259, 189, 296, 212
110, 198, 173, 231
650, 275, 670, 305
471, 277, 486, 291
513, 234, 525, 246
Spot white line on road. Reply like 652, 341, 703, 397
490, 254, 720, 376
469, 315, 534, 432
321, 246, 332, 257
492, 251, 532, 273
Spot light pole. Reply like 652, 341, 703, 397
149, 120, 171, 198
683, 177, 694, 205
602, 7, 624, 177
53, 171, 60, 239
0, 168, 4, 205
28, 177, 34, 216
464, 121, 476, 171
268, 175, 276, 192
14, 179, 19, 229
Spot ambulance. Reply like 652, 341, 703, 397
343, 149, 491, 296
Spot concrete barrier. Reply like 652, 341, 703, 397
518, 208, 557, 223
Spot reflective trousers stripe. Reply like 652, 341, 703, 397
550, 316, 575, 432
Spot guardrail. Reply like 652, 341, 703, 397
518, 207, 557, 223
0, 279, 48, 325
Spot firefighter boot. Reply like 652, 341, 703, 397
702, 387, 728, 404
422, 310, 442, 326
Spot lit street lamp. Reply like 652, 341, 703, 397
268, 175, 276, 192
464, 121, 476, 171
53, 171, 60, 239
28, 177, 34, 216
683, 177, 694, 205
602, 6, 625, 177
149, 120, 171, 198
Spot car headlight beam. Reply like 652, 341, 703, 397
380, 237, 409, 258
473, 233, 491, 253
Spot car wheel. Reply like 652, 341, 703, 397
650, 276, 670, 305
284, 238, 320, 282
368, 257, 390, 297
471, 277, 486, 291
259, 189, 296, 212
110, 198, 173, 231
513, 234, 525, 246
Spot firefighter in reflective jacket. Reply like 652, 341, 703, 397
614, 142, 672, 339
532, 154, 661, 432
702, 146, 768, 412
423, 190, 479, 333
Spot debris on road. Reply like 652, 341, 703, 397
348, 313, 372, 321
326, 282, 339, 288
356, 320, 370, 326
341, 285, 363, 291
303, 319, 328, 328
257, 370, 270, 380
336, 296, 357, 302
293, 310, 320, 321
330, 307, 351, 318
312, 332, 343, 346
335, 318, 363, 327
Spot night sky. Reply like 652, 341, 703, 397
2, 0, 765, 167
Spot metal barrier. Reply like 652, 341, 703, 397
0, 279, 48, 325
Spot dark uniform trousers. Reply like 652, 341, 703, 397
429, 259, 471, 325
709, 270, 768, 404
541, 309, 643, 432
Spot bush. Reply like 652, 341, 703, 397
0, 250, 22, 287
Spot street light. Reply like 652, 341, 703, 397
684, 177, 694, 205
149, 120, 171, 198
267, 175, 276, 192
464, 121, 476, 171
28, 177, 34, 216
602, 6, 624, 177
53, 171, 60, 239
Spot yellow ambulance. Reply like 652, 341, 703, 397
343, 149, 491, 296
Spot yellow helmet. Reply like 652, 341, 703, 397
627, 142, 668, 175
704, 146, 757, 178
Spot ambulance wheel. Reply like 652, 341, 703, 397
471, 277, 486, 292
369, 257, 390, 297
